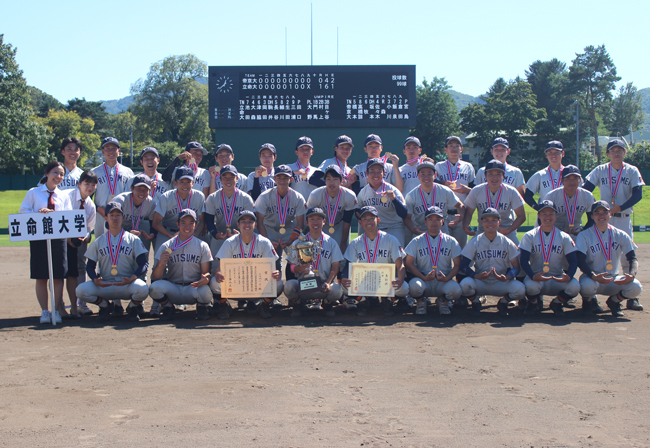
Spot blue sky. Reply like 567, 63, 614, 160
2, 0, 648, 104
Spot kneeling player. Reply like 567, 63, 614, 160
149, 209, 213, 321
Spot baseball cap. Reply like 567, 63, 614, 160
358, 206, 379, 218
296, 136, 314, 149
274, 164, 293, 177
238, 210, 257, 222
220, 164, 238, 176
364, 134, 382, 146
324, 165, 343, 178
215, 143, 233, 156
445, 136, 462, 146
131, 174, 152, 190
177, 209, 197, 222
335, 135, 354, 147
416, 161, 436, 173
259, 143, 277, 155
105, 201, 123, 215
140, 146, 159, 158
185, 141, 208, 156
306, 207, 327, 219
424, 206, 444, 218
537, 200, 557, 213
491, 137, 509, 149
561, 165, 581, 178
101, 137, 120, 149
366, 158, 385, 172
175, 166, 194, 181
591, 200, 611, 212
481, 207, 501, 219
545, 141, 564, 152
485, 159, 506, 173
607, 139, 626, 152
404, 136, 421, 147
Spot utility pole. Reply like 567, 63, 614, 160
129, 125, 134, 168
575, 101, 580, 169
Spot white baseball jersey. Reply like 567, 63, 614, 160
58, 166, 83, 190
318, 157, 353, 177
353, 159, 397, 188
126, 172, 170, 200
542, 187, 595, 234
247, 168, 277, 194
216, 233, 278, 261
434, 160, 476, 202
204, 188, 255, 234
519, 227, 576, 277
306, 186, 357, 226
399, 162, 421, 194
576, 225, 637, 275
405, 184, 461, 230
464, 182, 524, 231
85, 230, 148, 282
461, 232, 519, 280
286, 233, 344, 281
112, 192, 156, 232
357, 182, 406, 228
405, 232, 461, 276
526, 165, 564, 200
288, 161, 318, 200
170, 165, 211, 192
65, 187, 96, 234
155, 189, 205, 230
344, 231, 405, 264
212, 170, 249, 191
254, 187, 306, 236
154, 235, 213, 283
476, 163, 525, 190
585, 162, 645, 214
91, 162, 134, 207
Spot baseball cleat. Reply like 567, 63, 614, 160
626, 299, 643, 311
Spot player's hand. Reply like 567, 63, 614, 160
214, 232, 227, 240
498, 226, 512, 235
475, 271, 491, 280
463, 225, 476, 236
454, 184, 471, 195
320, 282, 332, 293
255, 166, 267, 178
423, 270, 437, 281
214, 271, 225, 283
492, 268, 508, 282
271, 270, 281, 280
614, 273, 634, 285
209, 166, 218, 178
532, 272, 552, 282
178, 151, 192, 162
272, 241, 280, 249
160, 250, 171, 264
113, 276, 136, 286
93, 277, 112, 287
387, 153, 399, 165
392, 278, 404, 289
383, 190, 396, 201
83, 235, 92, 244
341, 278, 352, 288
448, 215, 462, 227
610, 204, 622, 215
593, 272, 614, 284
38, 208, 54, 213
435, 270, 447, 282
130, 230, 142, 237
190, 277, 209, 288
412, 226, 425, 235
554, 273, 571, 283
141, 231, 154, 241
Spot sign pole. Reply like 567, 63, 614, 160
46, 239, 56, 325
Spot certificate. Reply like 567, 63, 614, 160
221, 258, 277, 298
349, 262, 395, 297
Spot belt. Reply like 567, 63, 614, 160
448, 209, 458, 215
174, 281, 194, 286
612, 213, 630, 218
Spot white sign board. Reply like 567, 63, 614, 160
9, 211, 87, 242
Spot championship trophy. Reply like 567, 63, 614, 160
286, 232, 323, 306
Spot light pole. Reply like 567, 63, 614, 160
574, 100, 580, 169
129, 125, 134, 168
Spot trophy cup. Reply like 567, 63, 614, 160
286, 232, 323, 298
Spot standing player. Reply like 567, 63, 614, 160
248, 143, 278, 200
350, 134, 404, 192
583, 139, 645, 311
356, 159, 408, 246
459, 208, 525, 317
523, 140, 565, 210
161, 141, 211, 197
76, 202, 149, 323
399, 136, 425, 194
475, 137, 526, 195
463, 160, 526, 244
57, 137, 84, 189
113, 174, 157, 250
342, 206, 408, 316
285, 207, 344, 317
317, 135, 356, 190
208, 144, 248, 194
542, 165, 594, 239
518, 200, 580, 317
435, 136, 476, 248
404, 206, 462, 316
149, 209, 213, 321
91, 137, 134, 238
129, 146, 168, 198
288, 136, 318, 201
210, 211, 283, 319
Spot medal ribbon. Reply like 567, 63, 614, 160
547, 165, 563, 190
608, 162, 625, 201
539, 227, 556, 267
296, 160, 309, 176
239, 234, 256, 259
172, 234, 194, 251
149, 173, 161, 199
407, 156, 422, 165
446, 160, 459, 183
425, 233, 444, 269
594, 226, 613, 263
419, 185, 436, 210
374, 181, 387, 200
130, 195, 143, 231
188, 160, 198, 175
377, 154, 389, 164
221, 189, 239, 228
103, 163, 119, 198
107, 229, 125, 270
277, 190, 291, 227
176, 189, 192, 213
308, 234, 324, 271
325, 190, 341, 227
363, 232, 382, 263
485, 184, 503, 209
335, 157, 350, 178
563, 189, 579, 227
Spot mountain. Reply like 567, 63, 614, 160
101, 95, 134, 114
639, 87, 650, 136
449, 89, 483, 113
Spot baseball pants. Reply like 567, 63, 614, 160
460, 277, 526, 300
407, 278, 460, 300
284, 280, 343, 303
342, 281, 409, 298
209, 276, 284, 297
523, 277, 580, 298
76, 279, 149, 304
149, 280, 212, 305
579, 274, 642, 300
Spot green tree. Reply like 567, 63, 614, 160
27, 86, 65, 118
129, 54, 210, 146
66, 97, 112, 136
36, 109, 101, 166
605, 83, 645, 137
568, 44, 620, 163
0, 35, 50, 174
412, 77, 460, 157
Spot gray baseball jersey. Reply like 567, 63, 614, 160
286, 233, 344, 281
526, 165, 564, 200
288, 161, 318, 200
154, 235, 213, 283
434, 160, 476, 202
519, 227, 576, 277
357, 182, 407, 228
576, 225, 637, 275
247, 167, 277, 194
306, 186, 358, 226
464, 182, 524, 231
254, 187, 306, 238
476, 163, 526, 189
112, 192, 157, 232
344, 231, 405, 264
85, 230, 148, 282
212, 171, 249, 191
59, 166, 83, 190
353, 159, 397, 188
170, 165, 211, 192
461, 232, 519, 279
126, 172, 170, 200
204, 188, 255, 234
216, 234, 279, 261
318, 157, 353, 177
405, 232, 461, 276
542, 187, 595, 234
91, 162, 135, 207
405, 184, 461, 230
155, 189, 206, 230
585, 162, 645, 214
399, 162, 421, 194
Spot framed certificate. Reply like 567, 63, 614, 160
221, 258, 277, 298
349, 263, 395, 297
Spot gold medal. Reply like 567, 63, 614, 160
348, 168, 355, 176
385, 152, 393, 158
165, 248, 173, 254
109, 195, 114, 201
542, 265, 550, 273
111, 267, 118, 276
449, 181, 457, 189
329, 226, 335, 234
381, 196, 388, 203
279, 226, 286, 234
189, 158, 196, 165
302, 174, 307, 180
569, 224, 574, 228
606, 262, 613, 271
261, 168, 268, 178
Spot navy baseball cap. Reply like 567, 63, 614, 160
545, 141, 564, 151
238, 210, 257, 222
101, 137, 120, 149
296, 136, 314, 149
306, 207, 327, 219
358, 206, 379, 218
481, 207, 501, 219
424, 206, 444, 218
215, 143, 233, 155
591, 200, 611, 212
131, 174, 152, 190
561, 165, 581, 178
105, 201, 123, 215
335, 135, 354, 147
274, 164, 293, 177
404, 136, 421, 147
607, 139, 626, 152
364, 134, 382, 146
220, 164, 238, 176
366, 158, 385, 172
537, 200, 557, 213
485, 159, 506, 173
445, 136, 462, 146
185, 141, 207, 156
324, 165, 343, 178
175, 166, 194, 181
177, 209, 197, 222
139, 146, 159, 158
491, 137, 509, 149
259, 143, 277, 155
416, 161, 436, 173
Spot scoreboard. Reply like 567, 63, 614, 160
208, 65, 416, 129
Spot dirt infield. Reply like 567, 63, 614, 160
1, 246, 649, 448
